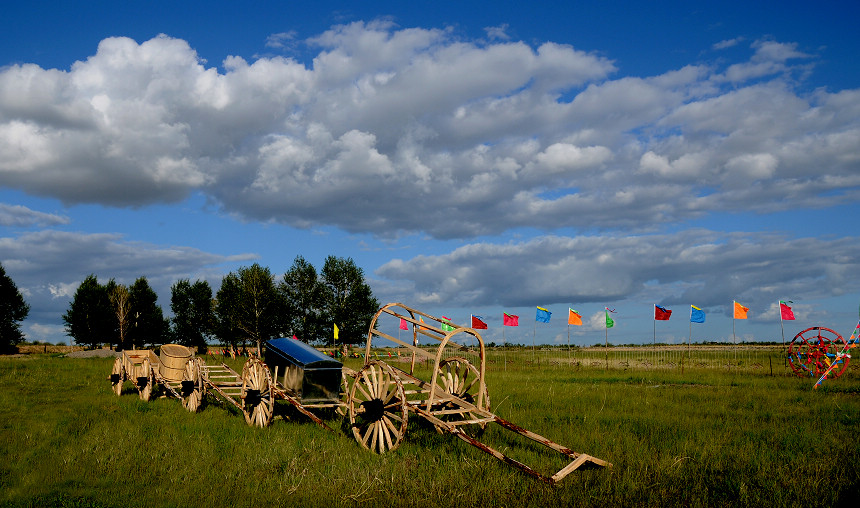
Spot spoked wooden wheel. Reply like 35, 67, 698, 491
241, 358, 274, 427
433, 357, 490, 436
181, 357, 206, 412
110, 356, 125, 396
336, 369, 353, 417
136, 358, 154, 401
348, 361, 408, 454
788, 327, 849, 378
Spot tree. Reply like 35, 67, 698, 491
215, 264, 282, 354
214, 272, 242, 350
170, 278, 214, 353
279, 256, 324, 343
320, 256, 379, 347
63, 275, 115, 349
107, 280, 130, 351
126, 277, 167, 348
0, 263, 30, 353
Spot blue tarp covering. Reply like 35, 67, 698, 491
265, 337, 342, 368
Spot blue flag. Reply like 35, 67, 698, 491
690, 305, 705, 323
536, 306, 552, 323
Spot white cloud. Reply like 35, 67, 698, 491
375, 231, 860, 312
0, 27, 857, 239
0, 203, 69, 227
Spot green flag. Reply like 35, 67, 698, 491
605, 309, 615, 329
441, 316, 455, 332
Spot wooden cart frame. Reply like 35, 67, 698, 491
347, 302, 611, 484
108, 304, 611, 484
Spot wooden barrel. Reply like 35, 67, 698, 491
159, 344, 193, 382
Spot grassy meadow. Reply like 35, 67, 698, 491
1, 350, 859, 507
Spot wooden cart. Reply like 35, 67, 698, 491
110, 344, 192, 401
344, 302, 611, 484
109, 344, 274, 426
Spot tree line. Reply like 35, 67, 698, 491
61, 255, 379, 352
1, 263, 30, 353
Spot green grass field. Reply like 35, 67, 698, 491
1, 351, 859, 507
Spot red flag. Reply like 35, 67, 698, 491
399, 318, 408, 330
503, 313, 519, 326
780, 301, 795, 320
654, 305, 672, 321
471, 315, 488, 329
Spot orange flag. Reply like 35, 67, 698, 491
568, 308, 582, 326
734, 301, 749, 319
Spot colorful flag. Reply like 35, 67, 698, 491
780, 301, 795, 320
734, 301, 749, 319
690, 305, 705, 323
441, 316, 455, 331
334, 323, 339, 341
605, 307, 615, 329
419, 317, 428, 330
568, 308, 582, 326
654, 305, 672, 321
503, 312, 519, 326
471, 315, 488, 329
399, 318, 408, 330
536, 306, 552, 323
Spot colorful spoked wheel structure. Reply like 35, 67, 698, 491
787, 327, 849, 378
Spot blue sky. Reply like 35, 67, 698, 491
2, 0, 859, 347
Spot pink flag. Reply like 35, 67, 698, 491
780, 301, 795, 320
503, 313, 519, 327
399, 318, 408, 330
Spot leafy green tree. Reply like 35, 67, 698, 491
0, 263, 30, 353
320, 256, 379, 347
63, 275, 115, 349
170, 279, 214, 353
279, 256, 324, 343
126, 277, 167, 348
214, 272, 242, 350
215, 264, 282, 354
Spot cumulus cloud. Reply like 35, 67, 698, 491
0, 26, 857, 240
0, 229, 256, 331
375, 230, 860, 312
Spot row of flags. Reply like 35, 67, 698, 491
389, 300, 797, 333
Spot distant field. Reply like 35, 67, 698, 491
1, 350, 858, 507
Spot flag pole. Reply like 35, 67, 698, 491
779, 300, 786, 367
653, 305, 657, 347
567, 323, 571, 363
732, 301, 737, 346
604, 314, 609, 369
688, 306, 692, 361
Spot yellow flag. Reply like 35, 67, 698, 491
334, 323, 339, 341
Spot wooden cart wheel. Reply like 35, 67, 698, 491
110, 356, 125, 396
348, 361, 408, 454
787, 327, 849, 378
136, 357, 154, 401
181, 357, 205, 412
336, 369, 353, 417
433, 357, 490, 436
241, 358, 274, 427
